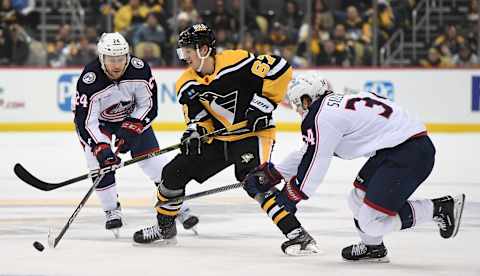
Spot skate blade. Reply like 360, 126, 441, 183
284, 244, 322, 256
133, 237, 178, 247
111, 228, 120, 239
452, 193, 466, 238
190, 226, 199, 236
343, 256, 390, 263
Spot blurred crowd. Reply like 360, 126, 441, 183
0, 0, 478, 68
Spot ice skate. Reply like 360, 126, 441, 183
177, 207, 199, 235
342, 242, 389, 263
432, 194, 465, 239
281, 227, 320, 256
105, 203, 123, 238
133, 215, 177, 246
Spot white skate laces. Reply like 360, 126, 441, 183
142, 225, 162, 240
105, 208, 122, 221
433, 216, 449, 231
351, 243, 368, 256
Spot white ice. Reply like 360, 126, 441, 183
1, 132, 479, 276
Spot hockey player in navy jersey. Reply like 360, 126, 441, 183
73, 32, 198, 236
243, 73, 466, 261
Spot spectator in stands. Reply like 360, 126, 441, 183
269, 21, 289, 51
452, 43, 479, 68
0, 0, 16, 25
144, 0, 170, 37
362, 1, 396, 47
297, 10, 331, 60
316, 39, 350, 66
344, 6, 369, 44
210, 0, 235, 31
433, 25, 465, 57
114, 0, 149, 33
391, 0, 417, 29
237, 32, 257, 54
468, 0, 478, 24
9, 23, 29, 65
85, 26, 98, 44
98, 0, 122, 31
66, 35, 96, 66
177, 0, 200, 24
132, 12, 166, 48
312, 0, 334, 30
215, 28, 234, 53
55, 24, 73, 44
282, 43, 307, 68
419, 47, 452, 68
343, 5, 372, 65
47, 39, 67, 67
338, 0, 371, 13
135, 41, 163, 67
11, 0, 38, 31
332, 23, 355, 65
278, 0, 303, 43
230, 0, 261, 34
0, 26, 11, 64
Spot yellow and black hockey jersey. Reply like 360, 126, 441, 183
175, 49, 292, 141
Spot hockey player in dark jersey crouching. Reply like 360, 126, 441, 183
133, 24, 319, 255
73, 32, 198, 237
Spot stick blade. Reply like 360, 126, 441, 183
14, 163, 57, 191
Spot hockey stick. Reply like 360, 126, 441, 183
156, 182, 245, 207
14, 121, 247, 191
48, 174, 104, 248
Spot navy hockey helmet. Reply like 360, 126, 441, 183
177, 23, 216, 54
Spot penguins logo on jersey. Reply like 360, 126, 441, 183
131, 57, 144, 69
241, 153, 254, 164
200, 91, 238, 122
102, 101, 135, 121
82, 72, 96, 84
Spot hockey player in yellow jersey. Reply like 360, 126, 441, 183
133, 23, 319, 255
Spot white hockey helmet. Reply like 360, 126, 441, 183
287, 73, 330, 112
97, 32, 130, 75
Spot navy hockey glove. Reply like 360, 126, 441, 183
115, 118, 144, 154
245, 94, 275, 132
281, 176, 308, 203
243, 162, 284, 198
181, 124, 207, 155
93, 143, 121, 168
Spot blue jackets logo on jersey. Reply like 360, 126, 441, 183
57, 73, 80, 112
364, 81, 394, 101
472, 76, 480, 111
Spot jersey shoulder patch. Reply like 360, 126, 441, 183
123, 56, 151, 81
76, 59, 111, 96
82, 72, 96, 84
131, 57, 144, 69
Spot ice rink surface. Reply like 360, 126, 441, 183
1, 132, 479, 276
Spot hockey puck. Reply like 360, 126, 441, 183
33, 241, 45, 252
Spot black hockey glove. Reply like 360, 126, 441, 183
243, 162, 284, 198
181, 124, 207, 155
115, 118, 144, 154
245, 94, 275, 132
93, 143, 121, 168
